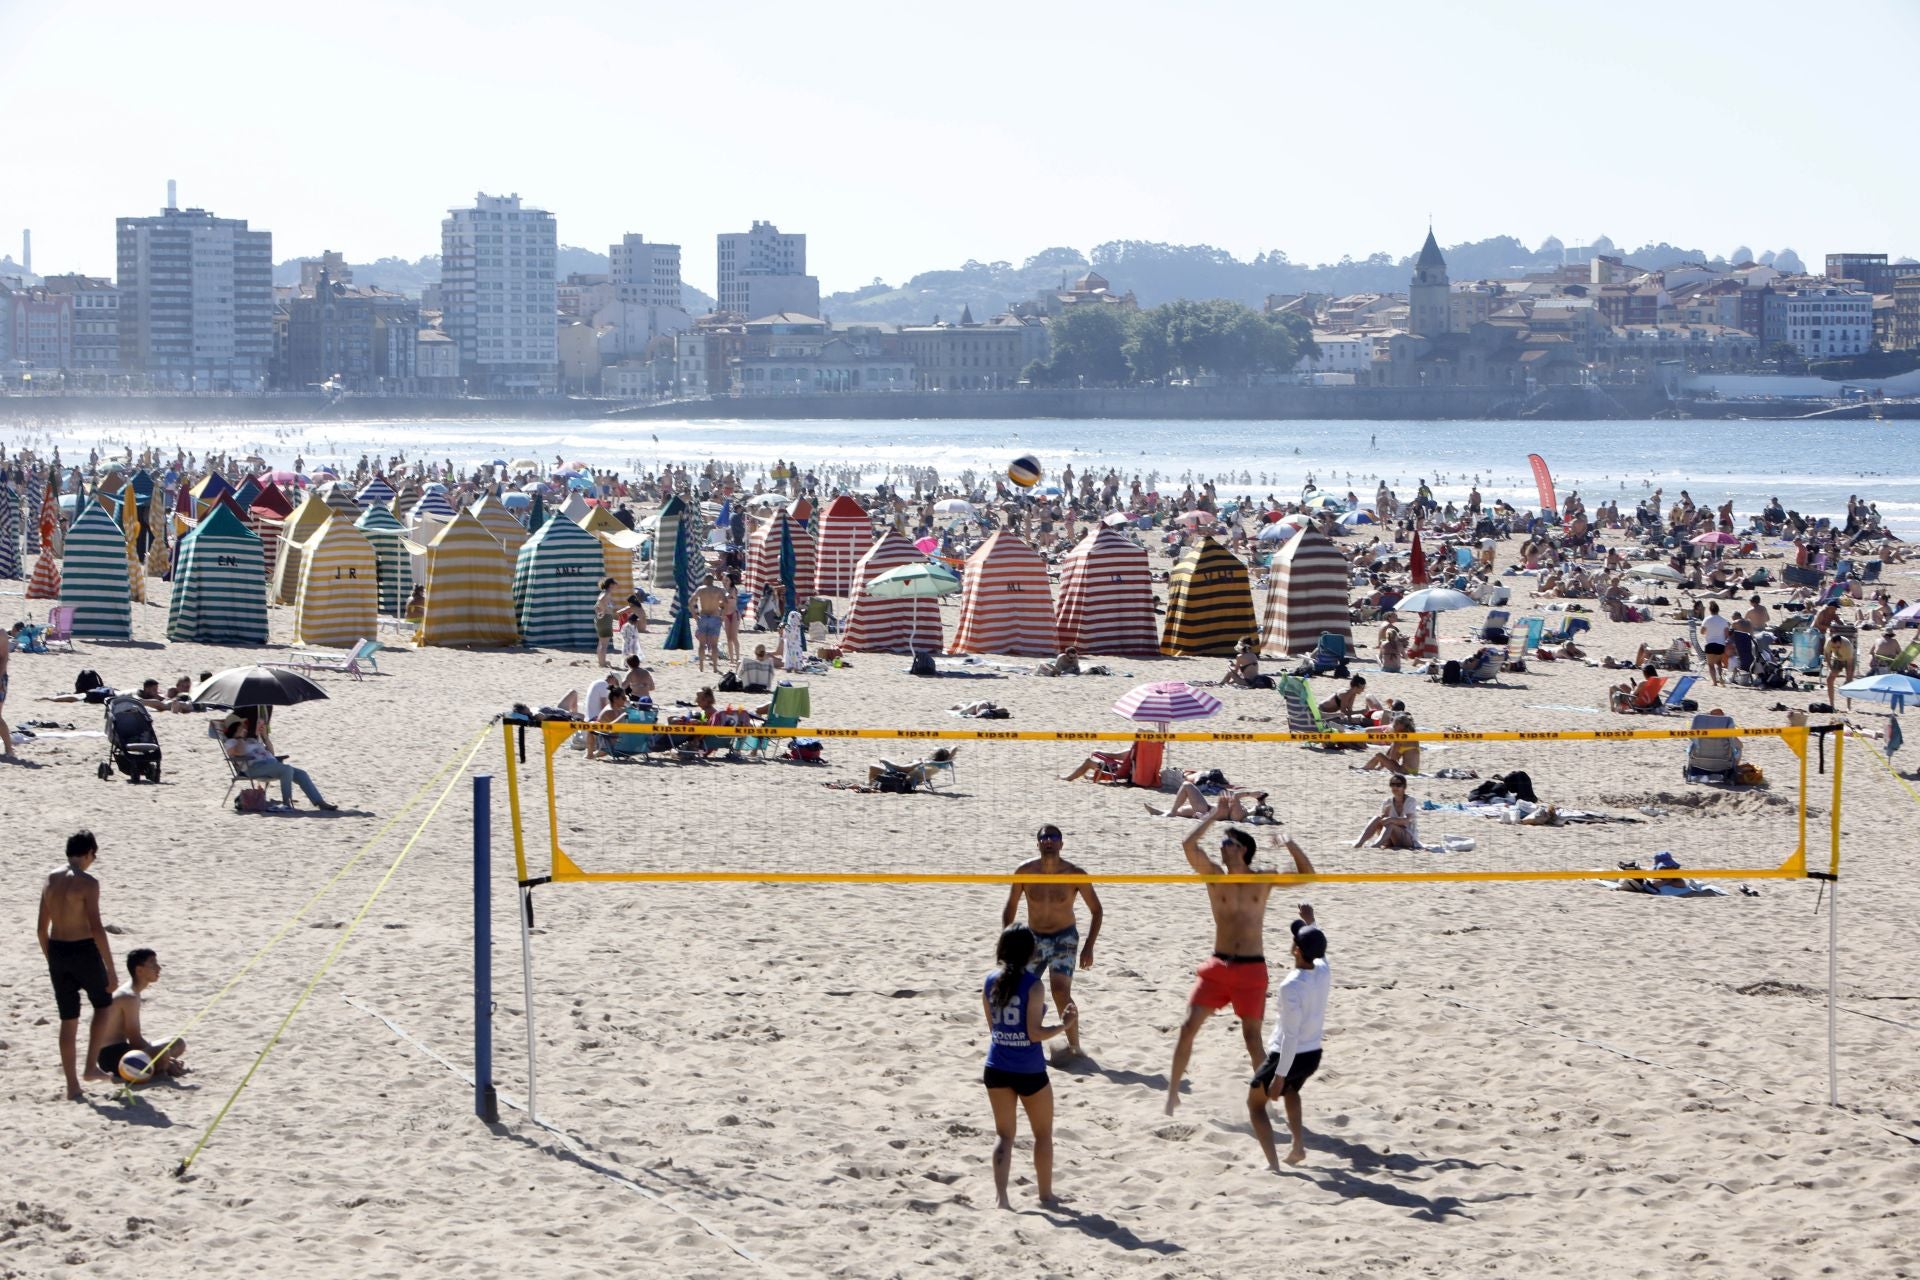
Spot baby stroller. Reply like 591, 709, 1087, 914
99, 694, 163, 784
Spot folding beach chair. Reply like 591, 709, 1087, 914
1682, 714, 1740, 781
1518, 617, 1545, 653
1460, 648, 1503, 685
276, 637, 386, 680
44, 606, 76, 652
1275, 675, 1345, 749
1541, 616, 1590, 646
1876, 639, 1920, 675
1789, 629, 1822, 674
1660, 674, 1700, 711
1308, 631, 1350, 675
1478, 610, 1511, 643
600, 706, 658, 762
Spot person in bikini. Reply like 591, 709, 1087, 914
1001, 825, 1102, 1059
1165, 799, 1315, 1115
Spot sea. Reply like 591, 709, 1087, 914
10, 415, 1920, 536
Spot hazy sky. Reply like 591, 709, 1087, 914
3, 0, 1915, 295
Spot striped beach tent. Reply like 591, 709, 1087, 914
0, 481, 20, 579
1259, 527, 1352, 657
190, 471, 235, 518
390, 478, 421, 517
24, 466, 43, 556
1160, 535, 1256, 657
814, 495, 875, 598
291, 517, 377, 647
144, 491, 171, 579
471, 495, 528, 560
649, 494, 688, 593
1055, 527, 1159, 656
315, 479, 362, 517
250, 482, 294, 520
513, 510, 602, 648
559, 492, 591, 524
230, 474, 263, 510
357, 475, 397, 508
408, 485, 458, 524
577, 505, 638, 587
167, 503, 268, 645
418, 510, 517, 647
842, 531, 943, 654
120, 481, 146, 604
354, 503, 413, 616
59, 501, 133, 640
742, 513, 815, 609
272, 494, 336, 605
952, 531, 1056, 656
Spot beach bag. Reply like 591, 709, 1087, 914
1440, 659, 1465, 686
717, 671, 743, 693
785, 738, 824, 763
234, 786, 269, 814
1735, 762, 1766, 785
1245, 674, 1275, 690
908, 652, 937, 677
875, 767, 915, 793
75, 668, 104, 695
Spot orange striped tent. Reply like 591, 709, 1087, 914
813, 495, 874, 598
1259, 526, 1351, 656
951, 531, 1056, 656
742, 513, 815, 609
841, 532, 943, 654
1160, 535, 1256, 656
1055, 527, 1159, 656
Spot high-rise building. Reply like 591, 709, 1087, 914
716, 221, 817, 317
440, 192, 558, 394
116, 201, 273, 389
40, 275, 119, 370
610, 234, 682, 310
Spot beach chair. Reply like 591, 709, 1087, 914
44, 606, 76, 652
744, 713, 799, 761
1789, 629, 1822, 674
1307, 631, 1350, 675
600, 706, 658, 762
1682, 714, 1740, 781
1518, 616, 1545, 653
1275, 675, 1342, 746
1660, 674, 1700, 711
1781, 564, 1822, 589
1477, 610, 1511, 643
1874, 639, 1920, 675
279, 637, 385, 680
920, 744, 961, 791
1453, 546, 1474, 569
1541, 616, 1590, 646
1459, 648, 1503, 685
1655, 636, 1692, 671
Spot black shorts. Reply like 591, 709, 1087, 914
983, 1066, 1050, 1097
47, 938, 111, 1021
1704, 642, 1726, 656
97, 1042, 133, 1076
1250, 1048, 1322, 1096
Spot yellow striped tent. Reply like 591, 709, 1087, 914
1160, 534, 1257, 656
419, 509, 518, 647
272, 493, 336, 606
578, 505, 641, 588
471, 494, 529, 561
291, 516, 378, 647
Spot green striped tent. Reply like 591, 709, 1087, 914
59, 500, 133, 640
355, 503, 413, 617
167, 503, 269, 644
513, 509, 602, 648
1160, 534, 1257, 657
649, 494, 688, 592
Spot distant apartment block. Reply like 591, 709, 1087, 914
610, 234, 683, 310
1893, 278, 1920, 352
901, 308, 1024, 390
40, 275, 119, 369
285, 268, 419, 391
1824, 253, 1920, 294
5, 286, 74, 370
116, 203, 273, 390
441, 192, 558, 394
1764, 285, 1872, 360
716, 221, 818, 318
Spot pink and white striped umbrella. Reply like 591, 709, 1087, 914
1112, 680, 1223, 725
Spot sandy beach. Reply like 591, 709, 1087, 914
4, 516, 1919, 1280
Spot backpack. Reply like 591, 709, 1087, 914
874, 767, 915, 793
908, 652, 937, 677
716, 671, 743, 693
75, 668, 104, 695
1440, 659, 1464, 686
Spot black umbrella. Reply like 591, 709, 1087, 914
189, 665, 330, 710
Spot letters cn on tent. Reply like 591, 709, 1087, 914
418, 509, 519, 647
513, 509, 602, 648
59, 501, 133, 640
742, 513, 815, 609
292, 517, 378, 648
272, 494, 337, 606
814, 494, 874, 598
1159, 534, 1256, 657
1055, 526, 1159, 656
167, 503, 269, 645
841, 531, 943, 654
951, 530, 1056, 657
355, 503, 413, 616
1259, 526, 1351, 657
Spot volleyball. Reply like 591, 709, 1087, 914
1007, 455, 1043, 488
117, 1050, 154, 1085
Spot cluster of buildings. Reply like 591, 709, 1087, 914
1279, 231, 1909, 391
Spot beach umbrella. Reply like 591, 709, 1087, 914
933, 498, 973, 516
190, 665, 329, 710
1893, 602, 1920, 625
500, 491, 531, 510
528, 489, 547, 533
865, 563, 962, 599
1257, 521, 1300, 544
1838, 673, 1920, 713
914, 536, 939, 554
1176, 511, 1215, 528
1407, 529, 1439, 661
1625, 563, 1683, 582
1691, 532, 1738, 546
509, 458, 541, 474
1112, 681, 1223, 726
1397, 587, 1477, 613
1101, 511, 1130, 527
1339, 510, 1375, 526
268, 470, 305, 486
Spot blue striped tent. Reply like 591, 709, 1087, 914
357, 475, 397, 508
315, 479, 362, 517
408, 485, 458, 524
167, 502, 268, 644
24, 466, 44, 555
59, 500, 133, 640
512, 510, 602, 648
354, 503, 413, 616
0, 481, 21, 578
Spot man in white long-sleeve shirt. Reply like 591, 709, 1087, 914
1247, 913, 1331, 1168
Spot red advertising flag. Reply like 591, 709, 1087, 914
1527, 453, 1557, 512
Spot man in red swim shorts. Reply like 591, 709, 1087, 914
1165, 799, 1315, 1116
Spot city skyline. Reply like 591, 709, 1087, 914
3, 0, 1916, 294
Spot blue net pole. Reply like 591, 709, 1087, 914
473, 774, 498, 1123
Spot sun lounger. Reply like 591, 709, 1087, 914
275, 637, 385, 680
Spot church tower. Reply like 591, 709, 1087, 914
1409, 226, 1450, 337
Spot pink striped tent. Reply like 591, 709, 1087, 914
842, 531, 943, 654
1055, 527, 1158, 655
1259, 526, 1352, 656
951, 531, 1056, 656
813, 494, 875, 598
742, 512, 815, 609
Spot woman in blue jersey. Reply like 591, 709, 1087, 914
983, 924, 1077, 1208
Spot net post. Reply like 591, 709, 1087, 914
473, 774, 498, 1124
1828, 877, 1840, 1108
518, 884, 540, 1123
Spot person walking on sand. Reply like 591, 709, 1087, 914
1001, 825, 1103, 1060
594, 577, 619, 668
1248, 906, 1331, 1169
721, 581, 742, 666
981, 925, 1076, 1210
38, 831, 119, 1099
1165, 800, 1307, 1115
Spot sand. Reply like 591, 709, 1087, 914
3, 533, 1919, 1280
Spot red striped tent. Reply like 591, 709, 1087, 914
1259, 526, 1352, 656
951, 531, 1056, 656
813, 495, 874, 598
1054, 527, 1159, 656
741, 513, 815, 609
841, 532, 943, 654
1160, 535, 1256, 656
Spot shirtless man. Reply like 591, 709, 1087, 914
1000, 825, 1103, 1058
692, 575, 728, 673
0, 619, 14, 759
94, 948, 188, 1082
1165, 800, 1314, 1115
37, 830, 119, 1099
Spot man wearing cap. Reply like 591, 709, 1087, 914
1248, 907, 1332, 1168
1002, 825, 1102, 1059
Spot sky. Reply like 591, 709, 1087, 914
3, 0, 1916, 296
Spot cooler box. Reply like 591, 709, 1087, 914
1131, 739, 1166, 788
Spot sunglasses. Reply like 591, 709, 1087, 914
1037, 832, 1062, 843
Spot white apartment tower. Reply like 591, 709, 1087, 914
610, 234, 682, 310
115, 200, 273, 389
716, 220, 817, 317
440, 192, 558, 394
